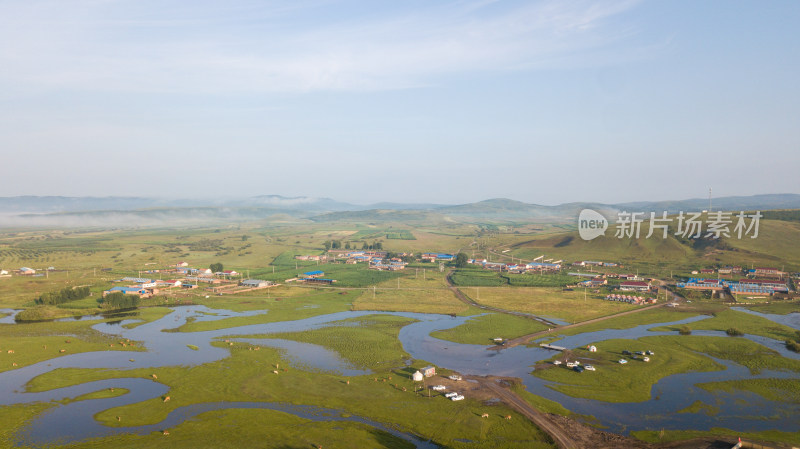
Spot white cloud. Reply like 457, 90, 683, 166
0, 0, 642, 94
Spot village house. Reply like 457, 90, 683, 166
619, 281, 650, 292
103, 286, 149, 298
421, 366, 436, 377
240, 279, 271, 288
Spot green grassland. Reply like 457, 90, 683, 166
550, 307, 701, 337
0, 318, 143, 373
430, 312, 548, 345
650, 308, 798, 341
61, 409, 421, 449
676, 400, 720, 415
532, 337, 721, 402
352, 285, 468, 315
21, 322, 555, 449
697, 378, 800, 404
459, 287, 640, 323
449, 269, 575, 288
255, 314, 416, 369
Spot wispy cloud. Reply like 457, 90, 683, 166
0, 0, 642, 94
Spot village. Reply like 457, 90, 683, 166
2, 252, 796, 304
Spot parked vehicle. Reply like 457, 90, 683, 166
451, 395, 465, 401
431, 385, 446, 391
619, 359, 628, 364
585, 365, 596, 371
448, 374, 462, 381
445, 392, 458, 398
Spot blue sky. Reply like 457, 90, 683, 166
1, 0, 798, 205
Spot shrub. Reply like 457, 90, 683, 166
678, 326, 692, 335
726, 328, 744, 337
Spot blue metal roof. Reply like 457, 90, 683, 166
303, 270, 324, 276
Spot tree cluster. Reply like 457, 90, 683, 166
103, 291, 141, 309
35, 286, 91, 306
454, 253, 469, 268
210, 262, 224, 273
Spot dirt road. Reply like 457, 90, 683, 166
445, 270, 560, 328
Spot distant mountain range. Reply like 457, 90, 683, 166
1, 193, 798, 228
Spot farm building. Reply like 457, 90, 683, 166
580, 278, 607, 288
525, 262, 561, 271
302, 270, 325, 278
619, 281, 650, 292
754, 267, 781, 277
103, 287, 148, 297
421, 366, 436, 377
156, 280, 182, 288
240, 279, 271, 288
421, 253, 454, 262
118, 277, 155, 284
303, 278, 336, 285
676, 279, 725, 291
412, 371, 424, 382
175, 261, 189, 267
18, 267, 36, 275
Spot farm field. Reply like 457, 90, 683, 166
458, 287, 640, 324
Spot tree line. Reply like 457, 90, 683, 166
324, 240, 384, 250
102, 291, 141, 309
35, 286, 91, 305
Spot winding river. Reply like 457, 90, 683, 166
2, 306, 799, 446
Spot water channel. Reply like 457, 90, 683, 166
2, 305, 798, 446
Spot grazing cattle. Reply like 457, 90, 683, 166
152, 374, 158, 379
12, 363, 17, 367
505, 415, 512, 420
116, 416, 121, 422
163, 396, 171, 402
110, 388, 114, 392
7, 349, 13, 354
43, 345, 46, 349
59, 349, 66, 353
65, 340, 71, 343
162, 430, 169, 435
346, 380, 350, 385
481, 413, 489, 418
402, 387, 407, 392
272, 370, 279, 374
109, 344, 114, 347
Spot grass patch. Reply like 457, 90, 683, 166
676, 400, 720, 415
651, 308, 798, 341
431, 312, 547, 345
642, 335, 800, 375
553, 308, 700, 337
352, 282, 466, 315
264, 315, 417, 369
460, 287, 639, 323
697, 378, 800, 404
532, 338, 721, 403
